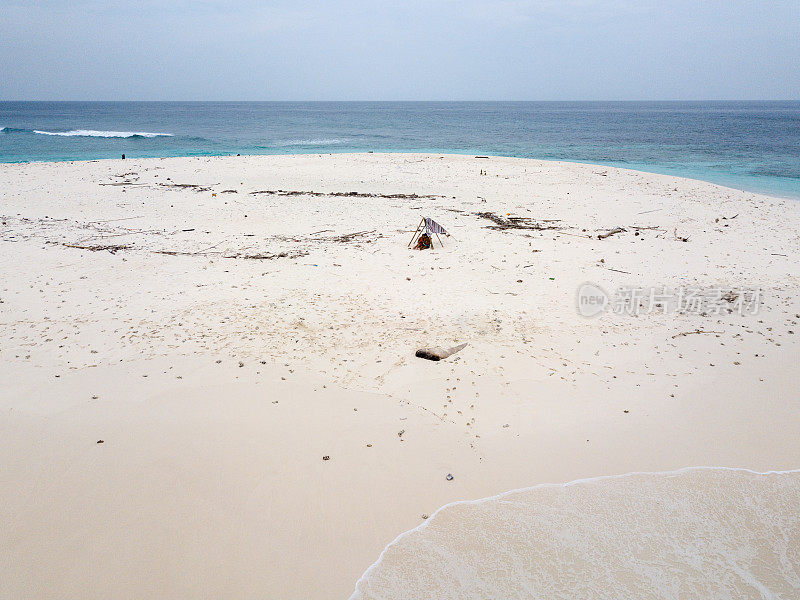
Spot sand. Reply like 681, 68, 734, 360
1, 153, 799, 598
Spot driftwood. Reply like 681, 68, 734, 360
62, 243, 130, 253
556, 230, 592, 239
153, 250, 204, 256
153, 239, 228, 257
597, 227, 626, 240
415, 343, 468, 362
475, 212, 562, 231
157, 183, 214, 192
87, 216, 144, 224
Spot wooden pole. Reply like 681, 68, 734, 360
408, 218, 424, 248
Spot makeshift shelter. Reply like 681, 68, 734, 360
408, 217, 450, 250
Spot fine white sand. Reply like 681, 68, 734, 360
1, 153, 799, 598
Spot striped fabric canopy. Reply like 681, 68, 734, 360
424, 217, 448, 236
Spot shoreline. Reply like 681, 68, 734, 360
1, 151, 798, 201
351, 467, 800, 598
2, 153, 799, 598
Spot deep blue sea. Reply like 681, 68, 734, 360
1, 101, 798, 198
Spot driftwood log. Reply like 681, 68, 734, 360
415, 343, 467, 361
598, 227, 626, 240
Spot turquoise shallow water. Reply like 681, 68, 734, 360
1, 101, 799, 198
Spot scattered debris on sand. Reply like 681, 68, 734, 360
229, 250, 309, 260
673, 228, 690, 242
722, 291, 739, 304
474, 212, 562, 231
671, 329, 724, 338
99, 181, 146, 187
249, 189, 440, 200
275, 230, 381, 245
62, 243, 131, 253
157, 183, 215, 192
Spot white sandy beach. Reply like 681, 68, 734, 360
2, 153, 799, 598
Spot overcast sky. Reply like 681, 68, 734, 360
2, 0, 799, 100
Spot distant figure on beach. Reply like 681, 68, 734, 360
414, 232, 432, 250
121, 154, 125, 160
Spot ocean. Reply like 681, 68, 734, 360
1, 101, 799, 199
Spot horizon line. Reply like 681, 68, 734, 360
2, 99, 800, 103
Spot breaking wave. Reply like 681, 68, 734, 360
351, 467, 800, 599
32, 129, 174, 138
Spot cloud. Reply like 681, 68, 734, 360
427, 0, 655, 28
1, 0, 797, 100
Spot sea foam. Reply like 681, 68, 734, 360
351, 467, 800, 599
273, 138, 347, 147
32, 129, 173, 138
